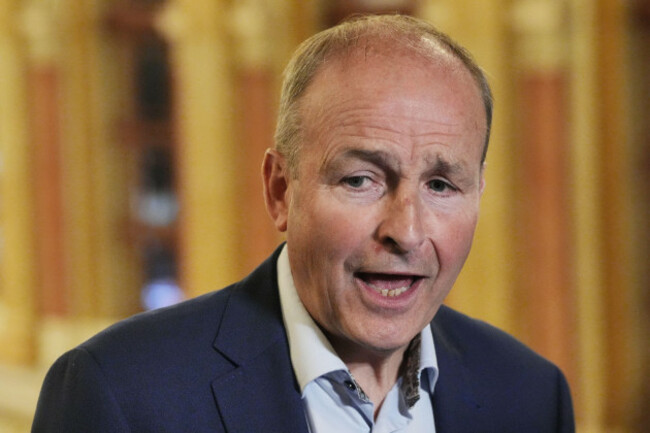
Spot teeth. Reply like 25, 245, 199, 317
375, 286, 409, 297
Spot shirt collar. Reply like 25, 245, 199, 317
277, 245, 346, 393
277, 244, 439, 397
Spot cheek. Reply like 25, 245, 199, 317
431, 211, 478, 270
287, 194, 371, 278
304, 199, 375, 248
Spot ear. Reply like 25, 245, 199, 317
479, 162, 486, 196
262, 148, 291, 232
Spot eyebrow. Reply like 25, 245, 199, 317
325, 148, 472, 182
341, 149, 400, 168
332, 148, 400, 171
424, 155, 467, 177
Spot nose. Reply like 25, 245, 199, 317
376, 188, 426, 254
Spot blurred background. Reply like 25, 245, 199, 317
0, 0, 647, 431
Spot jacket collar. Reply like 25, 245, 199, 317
211, 246, 309, 433
431, 305, 484, 432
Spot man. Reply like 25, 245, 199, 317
33, 14, 575, 432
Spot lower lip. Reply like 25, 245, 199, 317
355, 277, 421, 311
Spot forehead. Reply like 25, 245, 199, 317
318, 38, 476, 89
296, 45, 486, 166
303, 42, 483, 121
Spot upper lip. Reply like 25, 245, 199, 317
354, 271, 427, 280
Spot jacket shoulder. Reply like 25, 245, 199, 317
433, 304, 552, 369
432, 305, 575, 432
34, 287, 239, 432
82, 286, 228, 358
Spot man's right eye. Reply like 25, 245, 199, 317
343, 176, 369, 188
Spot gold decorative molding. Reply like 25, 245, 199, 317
19, 0, 59, 64
160, 0, 241, 296
510, 0, 568, 70
230, 0, 273, 68
567, 0, 606, 428
0, 0, 37, 364
155, 1, 186, 42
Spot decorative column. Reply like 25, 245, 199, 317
594, 0, 636, 429
21, 0, 67, 317
629, 1, 650, 431
157, 0, 240, 297
510, 0, 576, 384
57, 0, 139, 319
21, 0, 141, 366
230, 0, 284, 275
56, 0, 101, 317
566, 0, 609, 430
0, 0, 37, 364
88, 0, 143, 318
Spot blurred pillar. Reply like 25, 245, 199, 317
0, 0, 37, 364
22, 0, 67, 317
510, 0, 576, 392
567, 0, 608, 430
230, 0, 284, 275
87, 0, 142, 318
157, 0, 240, 296
18, 0, 143, 366
595, 0, 636, 429
629, 1, 650, 431
56, 0, 100, 317
566, 0, 638, 430
57, 0, 137, 318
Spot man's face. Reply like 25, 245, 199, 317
271, 49, 486, 357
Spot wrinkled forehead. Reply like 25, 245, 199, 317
301, 39, 483, 122
294, 45, 487, 162
305, 35, 478, 112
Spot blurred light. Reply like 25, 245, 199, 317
141, 277, 184, 310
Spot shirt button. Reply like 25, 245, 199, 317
345, 380, 357, 391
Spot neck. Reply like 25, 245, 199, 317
327, 334, 410, 418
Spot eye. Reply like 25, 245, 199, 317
343, 175, 370, 188
427, 178, 455, 193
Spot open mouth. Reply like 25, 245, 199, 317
356, 273, 421, 297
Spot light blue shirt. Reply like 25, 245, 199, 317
277, 246, 439, 432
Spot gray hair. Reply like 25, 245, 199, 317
274, 14, 493, 176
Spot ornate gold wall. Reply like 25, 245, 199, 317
0, 0, 646, 431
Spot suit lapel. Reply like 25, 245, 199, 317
431, 306, 484, 433
211, 343, 307, 433
210, 248, 309, 433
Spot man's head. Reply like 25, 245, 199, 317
263, 14, 490, 360
274, 14, 493, 177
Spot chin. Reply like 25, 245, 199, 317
354, 328, 420, 354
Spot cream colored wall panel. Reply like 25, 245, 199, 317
568, 0, 606, 429
85, 0, 141, 317
0, 0, 37, 364
57, 1, 104, 316
159, 0, 240, 296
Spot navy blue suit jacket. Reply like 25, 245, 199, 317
33, 247, 575, 432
